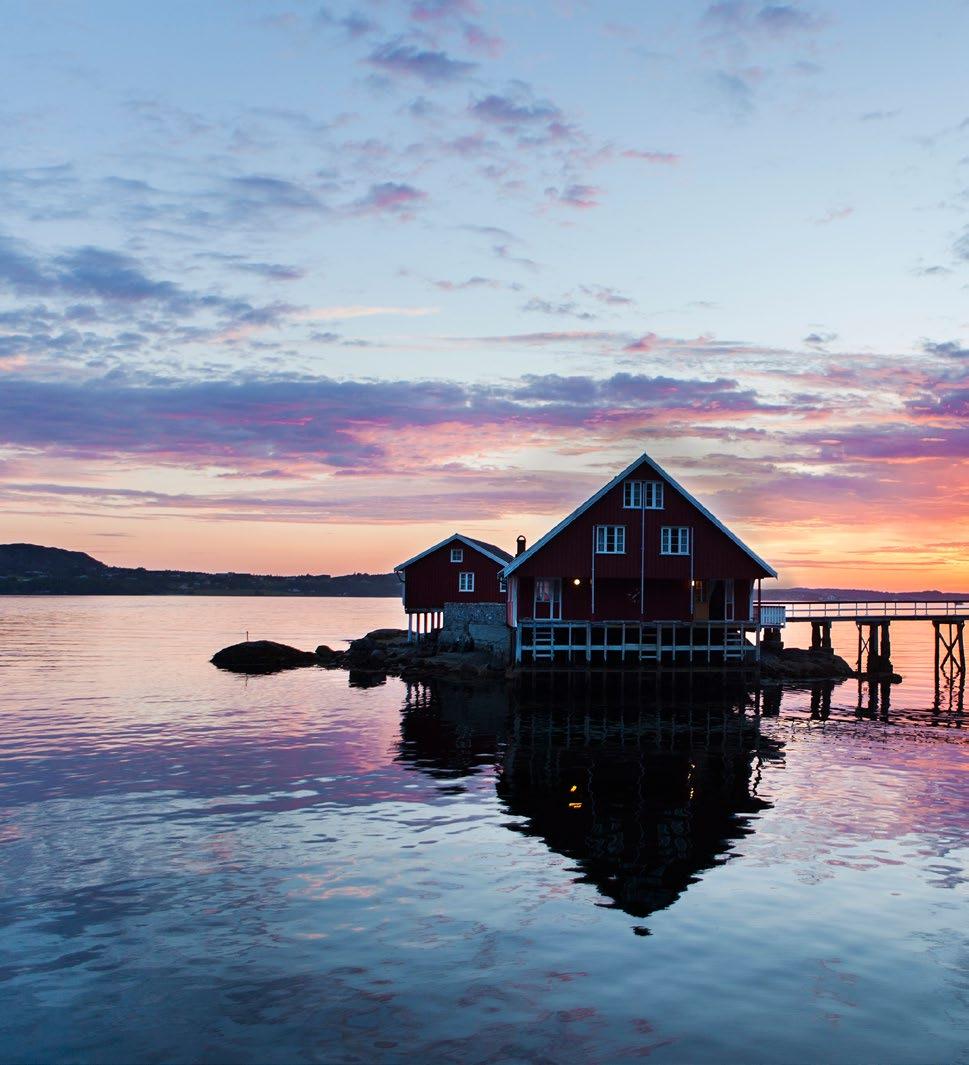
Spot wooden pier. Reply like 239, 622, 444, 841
774, 599, 969, 681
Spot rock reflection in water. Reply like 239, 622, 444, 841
398, 674, 783, 922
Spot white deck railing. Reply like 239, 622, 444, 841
757, 604, 787, 627
772, 600, 969, 621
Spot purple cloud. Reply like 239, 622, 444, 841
703, 1, 822, 37
922, 339, 969, 359
756, 4, 821, 35
0, 370, 783, 474
366, 41, 476, 83
316, 6, 379, 38
580, 284, 635, 306
522, 297, 596, 321
470, 93, 562, 127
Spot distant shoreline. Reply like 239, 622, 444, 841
0, 543, 403, 598
0, 591, 404, 598
1, 544, 965, 601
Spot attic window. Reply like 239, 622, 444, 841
450, 547, 464, 562
623, 480, 664, 509
661, 526, 690, 555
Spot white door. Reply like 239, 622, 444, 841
534, 578, 562, 620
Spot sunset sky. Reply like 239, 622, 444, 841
1, 0, 967, 589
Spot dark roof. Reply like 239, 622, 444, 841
395, 533, 512, 571
463, 537, 513, 563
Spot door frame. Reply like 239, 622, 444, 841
724, 578, 735, 621
533, 577, 562, 620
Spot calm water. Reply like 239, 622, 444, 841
0, 597, 967, 1064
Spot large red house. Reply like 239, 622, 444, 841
395, 533, 513, 640
502, 450, 777, 664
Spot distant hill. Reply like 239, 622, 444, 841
0, 544, 402, 597
763, 586, 969, 601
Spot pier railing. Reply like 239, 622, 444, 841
772, 600, 969, 621
756, 604, 787, 627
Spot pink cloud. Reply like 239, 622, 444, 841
545, 183, 600, 209
620, 149, 680, 164
624, 333, 660, 353
349, 182, 428, 218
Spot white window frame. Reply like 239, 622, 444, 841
623, 480, 664, 509
595, 525, 626, 554
661, 526, 690, 555
498, 575, 507, 593
458, 571, 475, 592
450, 547, 463, 562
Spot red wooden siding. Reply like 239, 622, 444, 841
402, 539, 506, 611
511, 458, 768, 622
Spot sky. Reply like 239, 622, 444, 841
0, 0, 967, 589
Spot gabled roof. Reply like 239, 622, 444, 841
395, 532, 513, 573
502, 450, 777, 579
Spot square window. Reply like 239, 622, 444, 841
595, 525, 626, 554
459, 571, 475, 592
661, 526, 690, 555
450, 547, 464, 562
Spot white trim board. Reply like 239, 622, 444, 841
502, 450, 777, 579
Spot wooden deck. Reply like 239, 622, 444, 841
516, 619, 759, 666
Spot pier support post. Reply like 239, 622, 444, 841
821, 620, 833, 654
811, 622, 822, 652
936, 619, 967, 680
763, 626, 783, 651
866, 623, 879, 675
879, 622, 892, 671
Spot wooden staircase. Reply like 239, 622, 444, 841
639, 623, 660, 662
724, 627, 746, 661
531, 626, 555, 661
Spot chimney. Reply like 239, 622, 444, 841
516, 535, 526, 556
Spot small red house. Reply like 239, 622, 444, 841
502, 450, 777, 663
395, 533, 512, 640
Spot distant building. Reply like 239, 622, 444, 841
502, 449, 777, 664
395, 533, 513, 641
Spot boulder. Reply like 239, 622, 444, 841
365, 628, 408, 643
344, 636, 378, 668
760, 647, 854, 681
315, 644, 343, 667
212, 640, 319, 674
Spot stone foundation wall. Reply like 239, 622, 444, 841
440, 602, 510, 664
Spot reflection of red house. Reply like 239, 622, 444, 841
502, 450, 776, 664
395, 533, 512, 640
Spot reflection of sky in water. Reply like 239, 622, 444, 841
0, 598, 967, 1064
